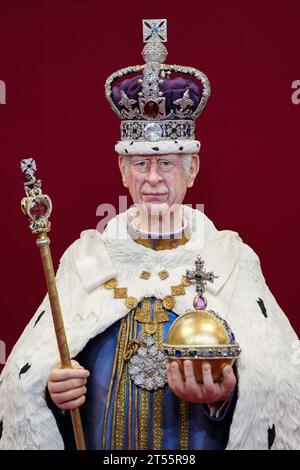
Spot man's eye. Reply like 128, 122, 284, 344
159, 160, 172, 166
135, 161, 147, 167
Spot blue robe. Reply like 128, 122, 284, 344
47, 297, 236, 450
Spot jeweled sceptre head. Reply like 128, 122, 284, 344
20, 158, 52, 234
105, 19, 211, 156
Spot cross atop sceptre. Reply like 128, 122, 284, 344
20, 157, 37, 177
185, 256, 218, 295
142, 19, 167, 43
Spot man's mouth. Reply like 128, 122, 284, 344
142, 193, 168, 201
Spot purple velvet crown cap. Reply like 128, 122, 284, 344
112, 75, 201, 119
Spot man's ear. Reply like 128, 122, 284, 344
118, 155, 129, 188
187, 154, 200, 188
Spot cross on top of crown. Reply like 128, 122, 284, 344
185, 256, 218, 295
142, 19, 167, 43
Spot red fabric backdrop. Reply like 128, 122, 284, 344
0, 0, 299, 371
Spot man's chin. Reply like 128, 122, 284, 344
138, 201, 170, 216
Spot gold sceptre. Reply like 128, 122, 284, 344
20, 158, 86, 450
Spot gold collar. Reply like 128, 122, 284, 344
133, 235, 189, 251
128, 216, 190, 251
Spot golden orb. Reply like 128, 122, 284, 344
163, 310, 241, 383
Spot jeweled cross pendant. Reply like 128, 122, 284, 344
185, 256, 218, 295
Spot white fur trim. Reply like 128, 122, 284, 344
73, 229, 117, 292
115, 139, 201, 155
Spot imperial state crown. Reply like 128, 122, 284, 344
105, 19, 211, 155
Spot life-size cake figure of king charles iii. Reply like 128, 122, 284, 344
0, 19, 299, 450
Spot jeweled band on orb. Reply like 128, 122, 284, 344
163, 344, 242, 359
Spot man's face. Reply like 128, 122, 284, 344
118, 153, 199, 212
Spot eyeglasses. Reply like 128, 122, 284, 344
128, 157, 178, 174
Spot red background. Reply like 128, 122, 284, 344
0, 0, 299, 371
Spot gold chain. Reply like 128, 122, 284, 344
105, 275, 192, 313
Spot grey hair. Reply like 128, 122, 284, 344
181, 154, 193, 175
121, 154, 193, 176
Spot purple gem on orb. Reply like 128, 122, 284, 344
28, 199, 49, 220
193, 295, 206, 311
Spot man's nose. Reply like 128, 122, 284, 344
145, 163, 163, 185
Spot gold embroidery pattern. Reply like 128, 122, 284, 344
162, 295, 176, 310
105, 278, 138, 310
139, 323, 150, 449
134, 236, 190, 251
102, 319, 124, 449
134, 298, 151, 323
134, 383, 139, 449
153, 387, 163, 449
139, 387, 150, 449
158, 269, 169, 280
113, 364, 127, 449
102, 290, 192, 450
133, 322, 139, 449
155, 305, 169, 323
114, 287, 128, 299
181, 275, 192, 286
128, 365, 133, 450
144, 322, 158, 334
134, 298, 169, 335
171, 285, 186, 296
105, 270, 192, 315
152, 306, 164, 449
104, 278, 118, 289
125, 296, 139, 309
111, 315, 131, 449
127, 316, 139, 449
140, 271, 151, 280
137, 300, 167, 449
179, 399, 189, 450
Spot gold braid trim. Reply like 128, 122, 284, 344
179, 399, 189, 450
132, 317, 139, 450
134, 297, 151, 323
138, 321, 150, 449
102, 318, 124, 449
127, 310, 137, 450
134, 377, 139, 449
139, 387, 150, 449
152, 301, 164, 449
111, 314, 131, 449
128, 362, 133, 450
152, 388, 163, 449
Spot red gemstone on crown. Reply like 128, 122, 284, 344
28, 199, 49, 220
144, 100, 159, 118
